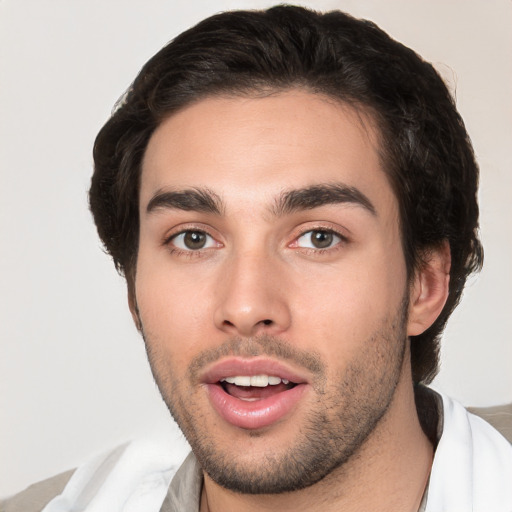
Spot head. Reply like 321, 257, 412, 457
90, 5, 482, 386
89, 4, 482, 493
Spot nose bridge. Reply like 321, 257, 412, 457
214, 245, 291, 336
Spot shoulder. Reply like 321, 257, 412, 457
0, 469, 75, 512
468, 402, 512, 443
426, 391, 512, 511
437, 392, 512, 466
1, 439, 187, 512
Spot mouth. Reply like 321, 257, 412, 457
201, 359, 309, 430
219, 374, 296, 401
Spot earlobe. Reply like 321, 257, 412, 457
407, 241, 451, 336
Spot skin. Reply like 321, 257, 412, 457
132, 90, 450, 512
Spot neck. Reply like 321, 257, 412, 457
200, 355, 433, 512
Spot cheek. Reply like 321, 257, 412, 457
289, 251, 407, 357
134, 258, 215, 360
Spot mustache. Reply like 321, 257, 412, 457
187, 335, 326, 383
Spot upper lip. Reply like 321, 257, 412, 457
200, 357, 310, 385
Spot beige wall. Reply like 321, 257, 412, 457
1, 0, 510, 498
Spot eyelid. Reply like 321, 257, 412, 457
163, 224, 223, 251
288, 224, 349, 250
296, 231, 341, 249
170, 231, 217, 251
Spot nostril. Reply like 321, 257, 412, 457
218, 317, 278, 334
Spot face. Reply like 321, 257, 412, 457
135, 90, 410, 493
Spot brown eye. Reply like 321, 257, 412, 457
171, 230, 217, 251
296, 229, 342, 250
183, 231, 207, 249
311, 231, 333, 248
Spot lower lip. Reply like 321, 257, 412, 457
206, 383, 308, 430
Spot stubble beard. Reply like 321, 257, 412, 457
140, 297, 408, 495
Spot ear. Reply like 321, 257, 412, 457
407, 241, 451, 336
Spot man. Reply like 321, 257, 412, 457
3, 5, 511, 512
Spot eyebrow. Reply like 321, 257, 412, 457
145, 182, 376, 218
271, 183, 377, 217
146, 187, 224, 215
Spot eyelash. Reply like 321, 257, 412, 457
163, 226, 348, 258
291, 227, 348, 254
163, 226, 221, 259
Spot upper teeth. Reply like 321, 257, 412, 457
220, 375, 290, 387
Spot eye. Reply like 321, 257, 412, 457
295, 229, 343, 249
170, 230, 218, 251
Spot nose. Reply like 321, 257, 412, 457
213, 251, 292, 337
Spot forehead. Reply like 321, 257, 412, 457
140, 90, 393, 214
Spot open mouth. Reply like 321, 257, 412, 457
202, 361, 308, 430
219, 375, 297, 401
